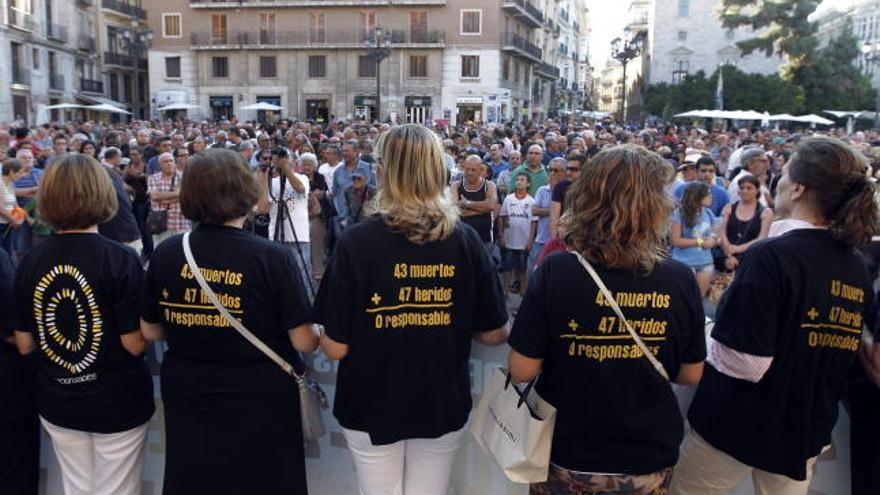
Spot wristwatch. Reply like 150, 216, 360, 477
696, 237, 705, 248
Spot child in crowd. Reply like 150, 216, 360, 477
499, 172, 535, 295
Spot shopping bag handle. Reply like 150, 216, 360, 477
503, 369, 537, 410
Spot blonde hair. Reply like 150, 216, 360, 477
369, 124, 459, 244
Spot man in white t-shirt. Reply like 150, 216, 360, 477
318, 145, 343, 195
268, 148, 313, 297
499, 172, 535, 296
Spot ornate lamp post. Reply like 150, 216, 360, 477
120, 23, 153, 120
610, 29, 644, 123
364, 25, 392, 122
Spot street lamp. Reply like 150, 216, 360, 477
861, 41, 880, 130
364, 25, 392, 122
119, 22, 153, 120
610, 29, 644, 123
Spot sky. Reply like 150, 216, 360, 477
586, 0, 630, 69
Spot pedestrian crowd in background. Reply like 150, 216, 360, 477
1, 115, 880, 495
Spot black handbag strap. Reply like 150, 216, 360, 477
504, 369, 540, 418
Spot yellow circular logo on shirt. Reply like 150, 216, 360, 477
33, 265, 103, 374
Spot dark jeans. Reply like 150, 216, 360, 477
848, 377, 880, 495
0, 414, 39, 495
0, 224, 12, 256
133, 201, 154, 258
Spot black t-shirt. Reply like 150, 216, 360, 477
312, 218, 508, 445
99, 169, 141, 244
551, 179, 572, 213
12, 234, 154, 433
140, 225, 312, 400
0, 247, 36, 426
689, 229, 874, 480
509, 252, 706, 474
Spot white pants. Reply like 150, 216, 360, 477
41, 417, 148, 495
670, 431, 817, 495
343, 426, 467, 495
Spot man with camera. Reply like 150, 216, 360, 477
264, 147, 314, 297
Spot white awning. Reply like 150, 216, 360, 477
77, 94, 127, 108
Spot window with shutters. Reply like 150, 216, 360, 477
460, 10, 481, 35
410, 11, 427, 43
359, 11, 375, 41
310, 12, 325, 43
502, 55, 509, 80
409, 55, 427, 78
162, 13, 182, 38
514, 60, 520, 83
358, 55, 376, 78
461, 55, 479, 78
259, 13, 276, 44
308, 55, 326, 78
211, 14, 227, 44
212, 56, 228, 78
165, 56, 181, 78
259, 56, 277, 78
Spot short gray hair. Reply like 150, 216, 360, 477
740, 147, 767, 171
549, 157, 567, 168
300, 152, 318, 165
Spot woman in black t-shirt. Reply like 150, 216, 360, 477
671, 137, 880, 494
140, 149, 318, 495
313, 124, 509, 495
508, 145, 706, 495
13, 154, 154, 495
717, 174, 773, 271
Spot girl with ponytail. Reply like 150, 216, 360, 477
671, 137, 879, 495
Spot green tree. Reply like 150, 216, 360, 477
642, 66, 805, 118
712, 65, 805, 113
718, 2, 876, 113
794, 24, 876, 112
719, 0, 821, 75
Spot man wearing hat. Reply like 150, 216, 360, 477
342, 168, 376, 228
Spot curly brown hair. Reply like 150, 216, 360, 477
561, 145, 674, 272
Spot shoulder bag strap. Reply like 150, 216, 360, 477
570, 251, 670, 381
182, 232, 305, 384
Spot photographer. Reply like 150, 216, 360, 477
260, 148, 313, 297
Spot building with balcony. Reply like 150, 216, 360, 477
148, 0, 450, 123
100, 0, 150, 119
439, 0, 545, 124
0, 0, 144, 124
147, 0, 559, 124
0, 0, 83, 123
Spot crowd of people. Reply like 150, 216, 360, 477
0, 114, 879, 495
